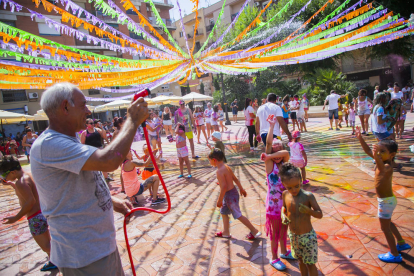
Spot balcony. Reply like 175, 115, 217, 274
148, 17, 176, 29
150, 0, 174, 8
206, 24, 214, 32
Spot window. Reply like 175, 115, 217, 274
107, 23, 119, 30
161, 84, 169, 89
129, 31, 143, 40
2, 90, 27, 103
2, 21, 16, 27
88, 89, 100, 95
38, 23, 60, 36
126, 10, 138, 15
179, 32, 183, 37
46, 0, 58, 4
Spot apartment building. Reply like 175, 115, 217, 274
0, 0, 175, 133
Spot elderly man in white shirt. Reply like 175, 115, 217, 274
255, 93, 292, 146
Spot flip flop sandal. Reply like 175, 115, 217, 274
192, 155, 200, 159
269, 259, 286, 271
40, 261, 58, 271
178, 175, 184, 178
246, 231, 262, 240
215, 231, 231, 238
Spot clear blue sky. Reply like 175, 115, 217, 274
169, 0, 221, 22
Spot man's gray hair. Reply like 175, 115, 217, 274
40, 82, 78, 116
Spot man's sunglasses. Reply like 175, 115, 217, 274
87, 123, 94, 125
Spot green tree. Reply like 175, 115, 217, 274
305, 68, 357, 105
223, 75, 250, 109
252, 69, 282, 98
199, 82, 205, 95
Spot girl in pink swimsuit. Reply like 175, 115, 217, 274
260, 117, 294, 271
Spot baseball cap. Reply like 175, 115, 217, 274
292, 130, 301, 139
212, 131, 222, 140
330, 90, 336, 94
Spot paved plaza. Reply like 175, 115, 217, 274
1, 115, 414, 275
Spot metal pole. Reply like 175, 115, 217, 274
221, 73, 231, 125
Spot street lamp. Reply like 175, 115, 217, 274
220, 73, 231, 125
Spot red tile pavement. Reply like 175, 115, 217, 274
0, 114, 413, 275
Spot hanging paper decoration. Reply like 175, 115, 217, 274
0, 0, 412, 100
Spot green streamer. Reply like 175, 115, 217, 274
144, 0, 187, 58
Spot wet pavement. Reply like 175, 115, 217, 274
1, 114, 413, 275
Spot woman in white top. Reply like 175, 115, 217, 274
204, 102, 213, 139
391, 83, 403, 100
193, 106, 209, 144
162, 107, 174, 137
217, 103, 228, 132
244, 98, 259, 150
354, 89, 373, 135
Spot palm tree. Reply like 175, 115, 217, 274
305, 68, 357, 105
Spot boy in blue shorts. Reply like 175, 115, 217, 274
209, 149, 261, 240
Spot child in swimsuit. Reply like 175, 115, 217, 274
209, 148, 261, 241
122, 150, 165, 206
259, 116, 293, 271
288, 131, 309, 185
356, 127, 411, 263
0, 155, 57, 272
176, 123, 192, 178
280, 163, 323, 276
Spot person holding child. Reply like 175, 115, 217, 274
176, 123, 192, 178
355, 126, 411, 263
121, 150, 165, 206
288, 131, 309, 185
259, 116, 293, 270
209, 149, 261, 240
280, 163, 323, 276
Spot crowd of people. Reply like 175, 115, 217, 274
0, 81, 412, 276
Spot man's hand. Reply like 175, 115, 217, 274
128, 97, 149, 126
240, 188, 247, 197
322, 106, 325, 110
267, 115, 276, 125
256, 135, 262, 142
299, 203, 311, 214
217, 200, 223, 208
112, 197, 133, 223
2, 216, 18, 224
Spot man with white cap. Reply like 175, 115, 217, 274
174, 100, 199, 159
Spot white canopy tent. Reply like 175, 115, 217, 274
182, 92, 213, 103
0, 110, 34, 124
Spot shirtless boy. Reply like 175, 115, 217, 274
279, 163, 323, 276
356, 126, 411, 262
0, 155, 57, 271
209, 149, 261, 240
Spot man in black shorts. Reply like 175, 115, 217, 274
231, 99, 238, 123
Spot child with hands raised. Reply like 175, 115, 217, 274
210, 149, 261, 240
260, 115, 294, 271
355, 126, 411, 263
279, 163, 323, 276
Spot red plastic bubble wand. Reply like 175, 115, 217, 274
123, 89, 171, 276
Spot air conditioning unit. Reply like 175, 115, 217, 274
28, 93, 38, 99
103, 95, 112, 98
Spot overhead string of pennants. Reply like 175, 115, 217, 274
0, 0, 413, 101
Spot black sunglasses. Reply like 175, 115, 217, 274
87, 122, 94, 125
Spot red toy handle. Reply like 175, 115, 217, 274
123, 126, 171, 276
133, 88, 151, 102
